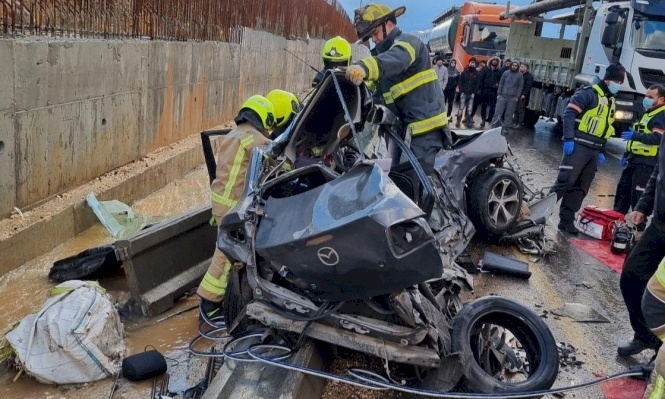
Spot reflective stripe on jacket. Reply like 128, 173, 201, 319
575, 84, 616, 140
357, 28, 447, 137
628, 105, 665, 157
209, 123, 271, 224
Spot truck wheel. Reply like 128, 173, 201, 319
523, 109, 540, 129
467, 168, 523, 240
452, 296, 559, 394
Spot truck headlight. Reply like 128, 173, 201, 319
615, 110, 634, 120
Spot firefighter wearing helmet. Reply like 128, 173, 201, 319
197, 95, 275, 318
346, 3, 451, 175
312, 36, 352, 87
266, 89, 301, 139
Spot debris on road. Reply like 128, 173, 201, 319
4, 280, 125, 385
480, 251, 532, 279
551, 303, 610, 323
558, 343, 585, 369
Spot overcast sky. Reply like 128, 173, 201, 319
335, 0, 536, 33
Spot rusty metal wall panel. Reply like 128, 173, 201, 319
0, 0, 356, 41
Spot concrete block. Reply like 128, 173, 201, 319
115, 204, 217, 316
0, 111, 16, 217
0, 40, 14, 112
15, 92, 141, 207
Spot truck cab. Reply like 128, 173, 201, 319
582, 0, 665, 127
429, 2, 512, 72
503, 0, 665, 133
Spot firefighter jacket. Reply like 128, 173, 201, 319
355, 28, 447, 137
563, 82, 616, 151
627, 104, 665, 165
210, 123, 271, 225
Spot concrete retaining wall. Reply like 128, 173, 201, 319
0, 28, 351, 217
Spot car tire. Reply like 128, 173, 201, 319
452, 296, 559, 394
467, 168, 523, 240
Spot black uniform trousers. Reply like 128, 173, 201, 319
549, 143, 600, 224
621, 223, 665, 346
613, 161, 655, 214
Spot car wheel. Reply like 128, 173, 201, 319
452, 296, 559, 394
467, 168, 523, 240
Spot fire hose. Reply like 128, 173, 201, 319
189, 303, 653, 398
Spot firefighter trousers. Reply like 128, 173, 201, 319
197, 247, 233, 303
641, 257, 665, 398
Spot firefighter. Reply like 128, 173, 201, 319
312, 36, 352, 87
613, 85, 665, 223
641, 258, 665, 398
548, 62, 626, 235
266, 89, 301, 140
345, 3, 451, 176
198, 95, 275, 318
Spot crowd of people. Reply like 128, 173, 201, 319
432, 54, 534, 134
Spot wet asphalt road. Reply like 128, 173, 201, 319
461, 118, 650, 398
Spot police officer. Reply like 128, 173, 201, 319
313, 36, 352, 87
198, 95, 275, 318
266, 89, 301, 139
345, 3, 451, 176
613, 85, 665, 223
549, 63, 626, 234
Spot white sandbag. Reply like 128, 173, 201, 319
5, 280, 125, 384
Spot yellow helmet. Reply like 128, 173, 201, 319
266, 89, 301, 127
354, 3, 406, 41
321, 36, 352, 67
238, 95, 275, 130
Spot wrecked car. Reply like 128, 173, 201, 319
213, 70, 560, 394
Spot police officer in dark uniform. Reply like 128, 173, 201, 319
549, 63, 626, 234
345, 3, 450, 176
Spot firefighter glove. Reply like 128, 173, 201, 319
620, 155, 628, 167
346, 65, 366, 86
621, 128, 634, 141
563, 141, 574, 156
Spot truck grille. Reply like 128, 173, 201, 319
639, 68, 665, 88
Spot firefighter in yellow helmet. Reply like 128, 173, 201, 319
198, 95, 275, 318
266, 89, 301, 139
346, 3, 451, 176
313, 36, 352, 87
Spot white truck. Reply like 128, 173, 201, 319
501, 0, 665, 132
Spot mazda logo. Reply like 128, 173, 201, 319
317, 247, 339, 266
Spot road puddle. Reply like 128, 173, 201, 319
0, 167, 211, 399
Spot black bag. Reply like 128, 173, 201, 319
122, 349, 167, 381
